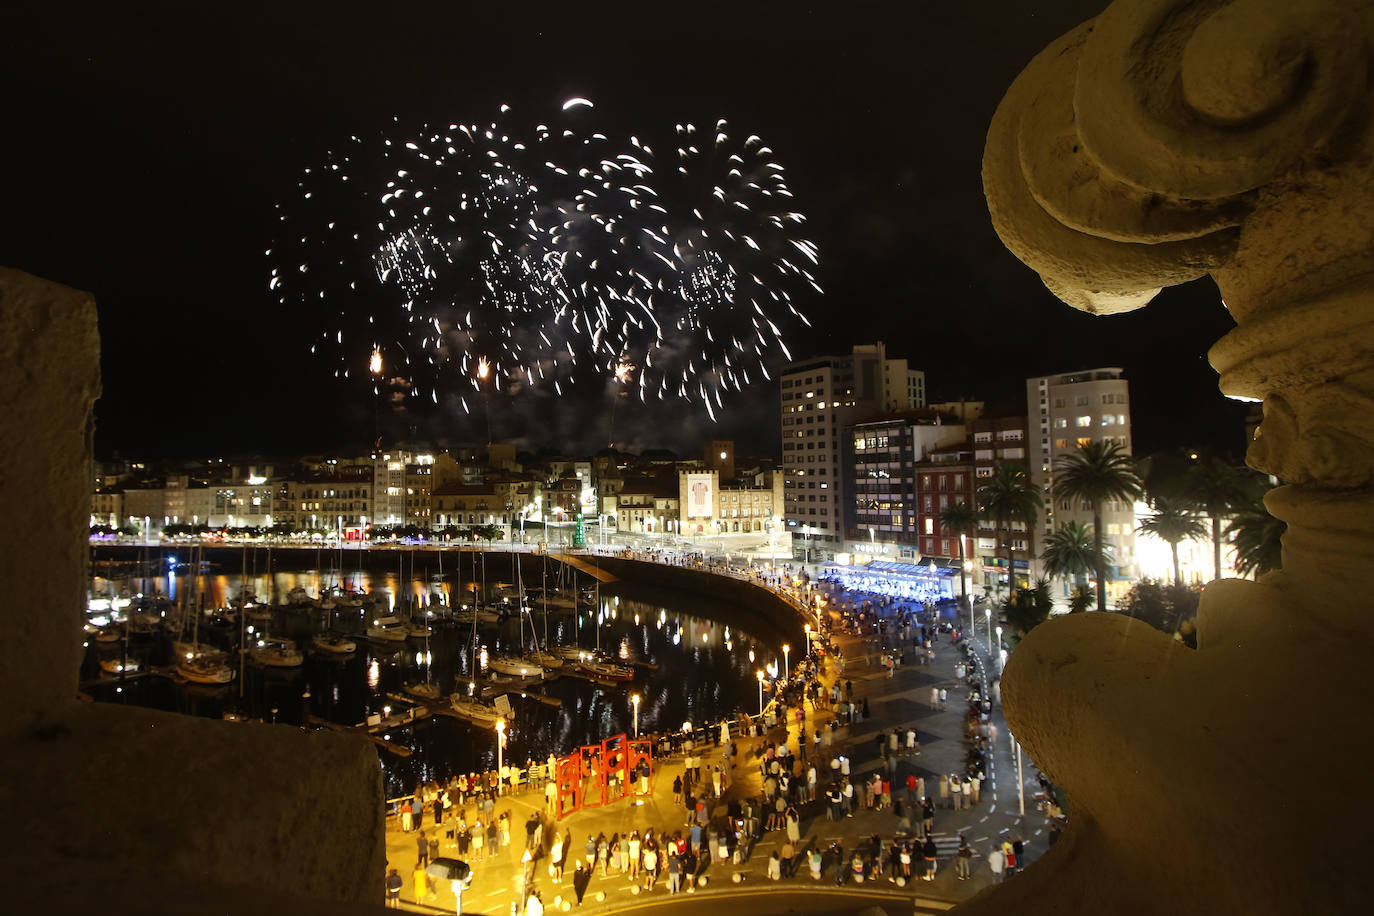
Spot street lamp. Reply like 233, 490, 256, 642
985, 608, 992, 654
495, 719, 506, 784
782, 644, 790, 681
803, 623, 811, 657
756, 669, 765, 716
631, 693, 640, 738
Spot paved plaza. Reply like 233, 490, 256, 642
384, 584, 1057, 914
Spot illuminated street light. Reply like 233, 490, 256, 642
631, 693, 640, 738
495, 719, 506, 786
756, 669, 765, 716
782, 643, 790, 681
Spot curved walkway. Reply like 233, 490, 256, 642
383, 575, 1057, 914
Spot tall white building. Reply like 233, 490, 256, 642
780, 341, 925, 563
1027, 368, 1137, 592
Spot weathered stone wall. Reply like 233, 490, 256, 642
0, 269, 385, 911
0, 267, 98, 732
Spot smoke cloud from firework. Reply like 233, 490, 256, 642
269, 99, 819, 430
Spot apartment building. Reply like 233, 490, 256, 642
1027, 369, 1137, 592
780, 342, 925, 563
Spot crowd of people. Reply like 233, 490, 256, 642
386, 574, 1063, 910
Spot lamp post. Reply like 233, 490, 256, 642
803, 623, 811, 657
1016, 739, 1025, 816
756, 669, 765, 716
631, 693, 640, 738
782, 644, 790, 681
495, 719, 506, 783
985, 607, 992, 654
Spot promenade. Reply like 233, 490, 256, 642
383, 580, 1059, 915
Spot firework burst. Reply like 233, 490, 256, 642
269, 100, 819, 421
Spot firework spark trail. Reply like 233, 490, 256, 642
270, 100, 819, 414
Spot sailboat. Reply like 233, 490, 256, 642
311, 631, 357, 655
561, 569, 634, 682
248, 635, 304, 668
173, 544, 234, 684
448, 692, 507, 728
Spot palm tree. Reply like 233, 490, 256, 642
1137, 498, 1208, 586
1225, 499, 1285, 578
1181, 458, 1253, 581
1053, 440, 1144, 612
977, 463, 1042, 602
939, 501, 977, 610
1041, 520, 1100, 594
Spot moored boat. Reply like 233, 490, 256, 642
449, 694, 506, 727
99, 657, 140, 676
366, 616, 409, 642
177, 656, 234, 685
248, 636, 304, 668
485, 654, 545, 678
578, 659, 635, 683
311, 632, 357, 655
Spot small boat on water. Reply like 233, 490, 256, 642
523, 649, 564, 671
94, 627, 123, 646
244, 606, 274, 626
366, 616, 409, 643
485, 654, 545, 678
578, 659, 635, 683
454, 607, 502, 625
449, 694, 506, 727
404, 682, 443, 702
311, 632, 357, 655
402, 620, 432, 640
249, 636, 304, 668
177, 656, 234, 685
99, 657, 140, 676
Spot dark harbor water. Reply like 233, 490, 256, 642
85, 552, 788, 796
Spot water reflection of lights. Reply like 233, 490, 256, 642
478, 646, 489, 671
367, 659, 380, 689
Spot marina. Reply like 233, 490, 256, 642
81, 546, 799, 796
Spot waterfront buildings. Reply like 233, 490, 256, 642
780, 341, 926, 563
842, 409, 968, 561
1027, 369, 1137, 597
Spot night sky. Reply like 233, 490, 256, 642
3, 1, 1248, 461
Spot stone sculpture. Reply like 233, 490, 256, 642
978, 1, 1370, 912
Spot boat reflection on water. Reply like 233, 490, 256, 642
82, 566, 785, 797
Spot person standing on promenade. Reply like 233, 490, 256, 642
416, 830, 429, 866
922, 835, 938, 880
412, 860, 430, 905
551, 831, 565, 881
385, 867, 402, 908
988, 844, 1006, 881
573, 860, 591, 904
956, 837, 972, 880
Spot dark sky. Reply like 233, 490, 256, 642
2, 1, 1248, 461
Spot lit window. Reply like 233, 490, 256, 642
1076, 416, 1092, 427
1054, 418, 1067, 428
